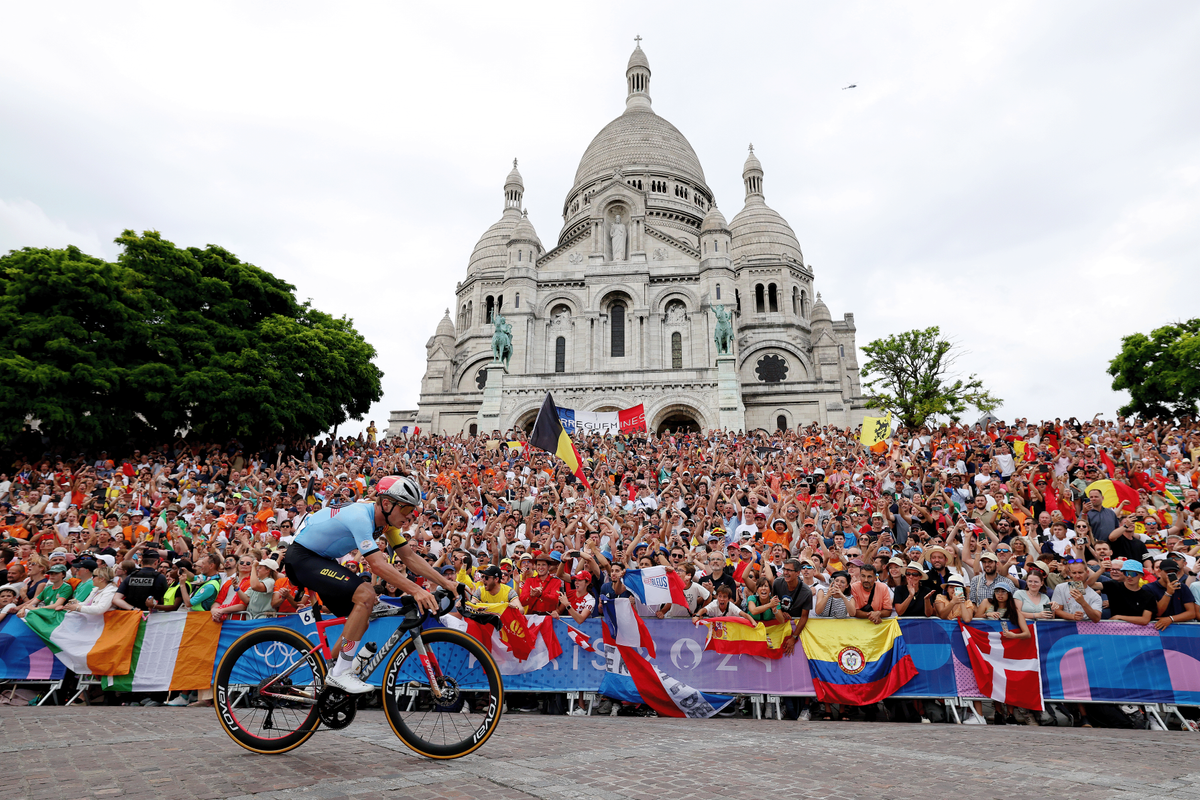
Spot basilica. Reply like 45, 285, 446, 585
391, 43, 867, 437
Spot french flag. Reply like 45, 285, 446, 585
960, 622, 1043, 712
622, 566, 688, 609
600, 597, 657, 658
598, 614, 732, 718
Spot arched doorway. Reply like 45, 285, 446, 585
656, 414, 700, 435
514, 410, 539, 434
651, 403, 706, 435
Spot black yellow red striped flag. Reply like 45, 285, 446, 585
529, 393, 590, 489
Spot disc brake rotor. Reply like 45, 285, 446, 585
432, 676, 463, 712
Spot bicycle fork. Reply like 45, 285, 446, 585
413, 633, 444, 700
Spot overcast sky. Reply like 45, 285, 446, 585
3, 2, 1197, 434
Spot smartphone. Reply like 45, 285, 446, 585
1068, 580, 1083, 593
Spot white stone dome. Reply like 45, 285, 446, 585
700, 204, 729, 235
435, 309, 456, 338
572, 108, 707, 192
627, 44, 650, 72
508, 210, 543, 250
504, 159, 524, 190
468, 208, 522, 274
730, 146, 802, 263
730, 200, 803, 262
810, 293, 832, 325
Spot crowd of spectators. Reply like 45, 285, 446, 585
2, 414, 1199, 725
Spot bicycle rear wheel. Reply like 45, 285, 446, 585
381, 627, 503, 759
214, 626, 326, 754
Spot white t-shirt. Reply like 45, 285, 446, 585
702, 598, 741, 618
572, 593, 596, 617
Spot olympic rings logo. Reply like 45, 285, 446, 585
253, 640, 304, 669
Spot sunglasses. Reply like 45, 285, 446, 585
905, 572, 922, 577
238, 560, 253, 566
996, 548, 1011, 554
1066, 559, 1085, 565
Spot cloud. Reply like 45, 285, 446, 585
0, 198, 111, 260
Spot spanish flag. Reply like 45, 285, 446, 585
699, 617, 785, 660
529, 393, 590, 489
800, 618, 917, 705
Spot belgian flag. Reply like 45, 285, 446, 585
529, 393, 590, 489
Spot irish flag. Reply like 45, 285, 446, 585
22, 609, 143, 676
101, 613, 222, 691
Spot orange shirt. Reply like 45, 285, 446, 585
764, 526, 791, 549
850, 580, 893, 614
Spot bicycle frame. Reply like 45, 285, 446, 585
258, 608, 444, 703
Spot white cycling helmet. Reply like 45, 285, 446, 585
375, 475, 422, 508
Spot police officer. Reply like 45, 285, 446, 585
113, 547, 168, 611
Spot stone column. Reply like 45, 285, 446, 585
478, 362, 507, 434
716, 356, 745, 432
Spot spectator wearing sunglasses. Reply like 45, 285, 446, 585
1099, 560, 1154, 625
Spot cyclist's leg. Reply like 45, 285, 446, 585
328, 582, 375, 677
284, 545, 363, 675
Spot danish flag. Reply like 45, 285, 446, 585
959, 622, 1043, 711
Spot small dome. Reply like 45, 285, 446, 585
468, 208, 522, 274
700, 204, 729, 235
810, 293, 832, 325
435, 309, 456, 339
743, 145, 763, 176
730, 199, 803, 262
508, 209, 543, 249
505, 158, 523, 190
627, 44, 650, 73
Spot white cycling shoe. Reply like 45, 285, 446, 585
326, 671, 374, 694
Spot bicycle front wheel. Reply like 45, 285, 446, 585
213, 626, 326, 755
381, 627, 503, 759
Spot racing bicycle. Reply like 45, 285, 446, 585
213, 586, 503, 758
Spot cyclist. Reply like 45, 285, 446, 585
283, 475, 458, 694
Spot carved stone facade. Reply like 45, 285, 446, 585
391, 44, 867, 437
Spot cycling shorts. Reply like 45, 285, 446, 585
283, 543, 366, 618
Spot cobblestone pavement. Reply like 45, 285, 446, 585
8, 706, 1200, 800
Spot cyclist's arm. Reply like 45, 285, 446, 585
393, 542, 459, 593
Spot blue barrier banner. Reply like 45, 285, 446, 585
0, 616, 66, 681
8, 608, 1200, 708
1036, 620, 1200, 704
201, 616, 1200, 703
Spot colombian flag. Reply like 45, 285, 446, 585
800, 618, 917, 705
699, 617, 786, 659
529, 393, 590, 489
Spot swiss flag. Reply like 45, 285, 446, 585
960, 622, 1043, 711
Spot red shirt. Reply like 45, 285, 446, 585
519, 574, 564, 614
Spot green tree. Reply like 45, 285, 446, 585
860, 326, 1001, 429
0, 231, 383, 448
1107, 319, 1200, 419
0, 245, 149, 445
